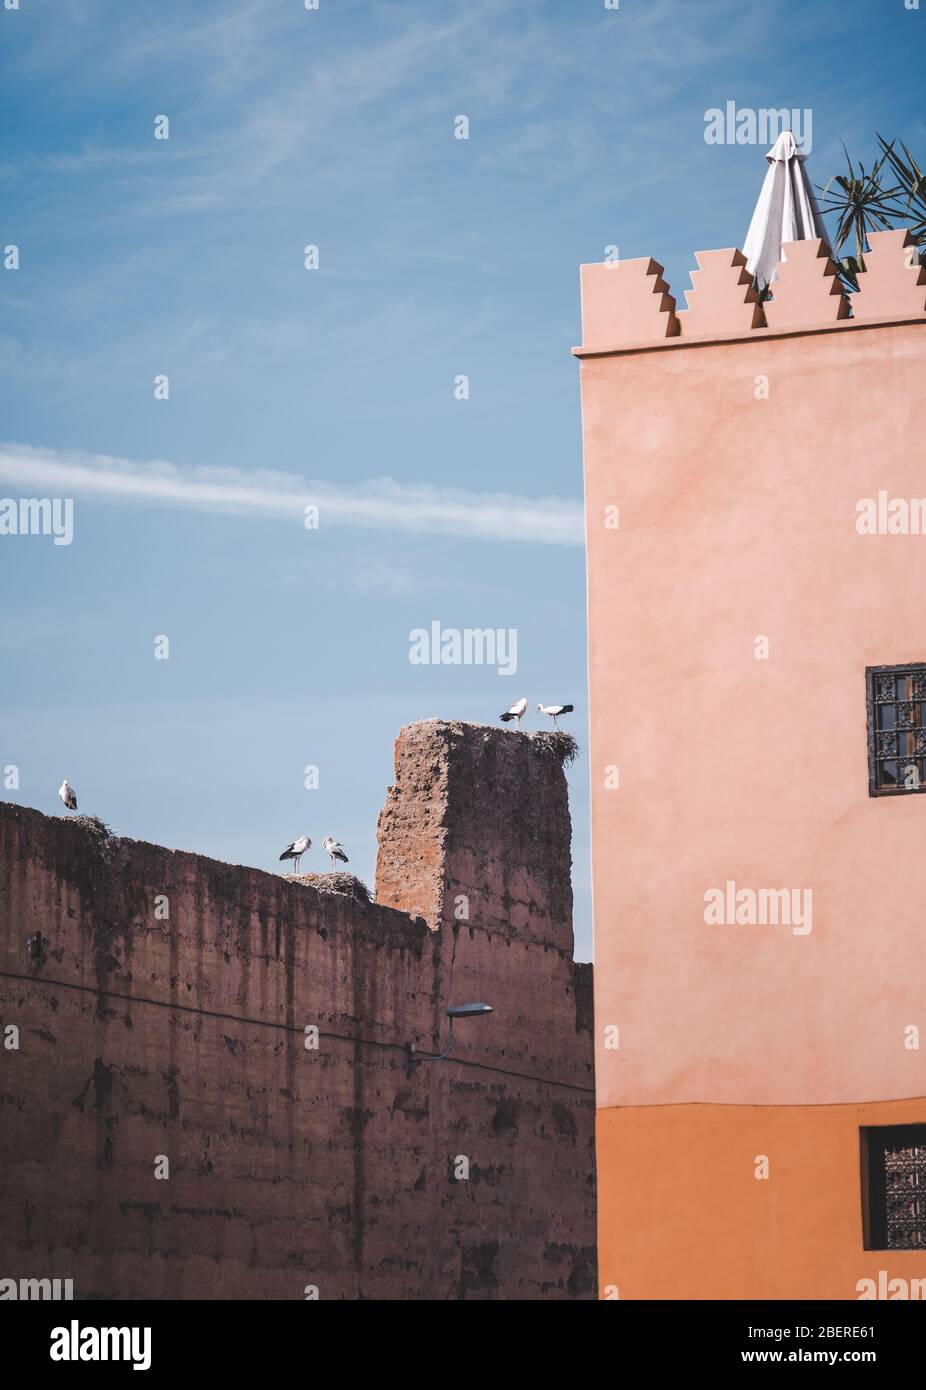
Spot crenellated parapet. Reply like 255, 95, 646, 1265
680, 247, 765, 336
579, 256, 678, 351
576, 230, 925, 354
762, 238, 849, 329
852, 228, 926, 321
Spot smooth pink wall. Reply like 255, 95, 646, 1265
581, 316, 926, 1108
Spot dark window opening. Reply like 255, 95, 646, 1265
866, 664, 926, 795
861, 1124, 926, 1250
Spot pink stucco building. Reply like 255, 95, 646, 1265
577, 230, 926, 1297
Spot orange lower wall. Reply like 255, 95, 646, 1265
598, 1099, 926, 1300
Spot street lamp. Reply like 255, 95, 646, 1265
405, 1002, 493, 1078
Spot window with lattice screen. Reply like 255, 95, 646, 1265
861, 1125, 926, 1250
866, 665, 926, 795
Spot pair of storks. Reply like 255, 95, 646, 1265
500, 698, 574, 729
279, 835, 348, 875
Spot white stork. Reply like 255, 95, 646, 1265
537, 703, 574, 729
323, 836, 349, 870
58, 779, 78, 812
499, 696, 528, 729
279, 835, 311, 873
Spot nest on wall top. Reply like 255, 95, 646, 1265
528, 730, 581, 767
283, 871, 372, 903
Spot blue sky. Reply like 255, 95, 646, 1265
1, 0, 923, 960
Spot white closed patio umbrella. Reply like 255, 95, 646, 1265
742, 130, 832, 290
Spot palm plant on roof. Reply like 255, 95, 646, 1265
876, 134, 926, 245
818, 144, 900, 290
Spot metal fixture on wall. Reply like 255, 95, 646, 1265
406, 1002, 493, 1078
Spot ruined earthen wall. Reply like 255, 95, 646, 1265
0, 722, 595, 1300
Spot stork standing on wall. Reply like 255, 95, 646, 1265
279, 835, 311, 873
323, 836, 349, 870
537, 703, 574, 730
58, 779, 78, 812
499, 696, 528, 729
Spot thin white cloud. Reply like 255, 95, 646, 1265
0, 444, 583, 547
